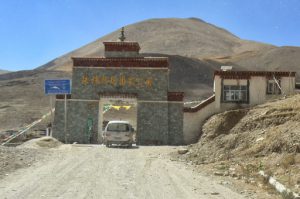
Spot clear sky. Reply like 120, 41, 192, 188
0, 0, 300, 71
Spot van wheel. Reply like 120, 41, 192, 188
128, 143, 132, 148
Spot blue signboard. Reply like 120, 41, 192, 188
44, 79, 71, 95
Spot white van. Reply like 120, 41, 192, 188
103, 121, 134, 147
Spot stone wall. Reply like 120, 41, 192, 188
52, 101, 65, 142
66, 100, 99, 144
52, 66, 184, 145
72, 67, 169, 101
53, 100, 99, 144
137, 102, 169, 145
168, 102, 184, 145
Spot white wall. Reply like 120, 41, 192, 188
183, 99, 218, 144
281, 76, 295, 96
214, 76, 222, 110
215, 75, 295, 107
249, 76, 266, 105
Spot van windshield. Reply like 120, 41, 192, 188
107, 123, 130, 132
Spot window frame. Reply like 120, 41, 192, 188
266, 79, 281, 95
222, 84, 249, 103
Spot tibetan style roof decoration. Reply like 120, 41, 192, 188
118, 27, 126, 42
103, 41, 140, 52
214, 70, 296, 79
72, 57, 168, 68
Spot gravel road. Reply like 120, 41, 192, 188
0, 145, 245, 199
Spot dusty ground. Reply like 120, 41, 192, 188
0, 146, 47, 179
0, 137, 61, 179
0, 143, 265, 199
180, 94, 300, 197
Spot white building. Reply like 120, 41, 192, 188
183, 70, 296, 144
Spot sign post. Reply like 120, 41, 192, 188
44, 79, 71, 143
64, 94, 67, 143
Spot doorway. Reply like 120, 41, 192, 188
98, 94, 137, 144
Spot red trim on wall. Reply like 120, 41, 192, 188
103, 42, 140, 52
168, 92, 184, 101
214, 70, 296, 79
183, 95, 215, 113
72, 57, 169, 68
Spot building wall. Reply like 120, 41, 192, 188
105, 51, 139, 57
72, 67, 169, 101
137, 102, 169, 145
183, 100, 217, 144
53, 100, 99, 144
281, 76, 296, 96
53, 66, 184, 145
52, 101, 65, 142
249, 76, 267, 105
168, 102, 184, 145
215, 75, 295, 108
66, 100, 99, 144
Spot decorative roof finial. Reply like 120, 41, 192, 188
119, 27, 126, 42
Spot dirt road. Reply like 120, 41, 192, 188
0, 145, 246, 199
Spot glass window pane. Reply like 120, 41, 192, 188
225, 91, 231, 100
223, 85, 248, 102
231, 85, 239, 90
235, 91, 240, 100
107, 123, 129, 132
224, 85, 230, 90
240, 86, 247, 90
240, 91, 247, 101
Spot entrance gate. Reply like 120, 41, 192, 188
52, 33, 184, 145
98, 94, 137, 144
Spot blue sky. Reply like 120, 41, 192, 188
0, 0, 300, 71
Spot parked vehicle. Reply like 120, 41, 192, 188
103, 121, 134, 147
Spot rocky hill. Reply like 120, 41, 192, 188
180, 94, 300, 195
209, 46, 300, 79
38, 18, 274, 71
0, 70, 10, 74
0, 70, 70, 131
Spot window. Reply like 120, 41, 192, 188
267, 79, 281, 94
107, 123, 130, 132
223, 85, 248, 102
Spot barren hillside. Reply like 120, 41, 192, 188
38, 18, 274, 72
0, 69, 10, 74
211, 46, 300, 79
180, 94, 300, 195
0, 70, 70, 131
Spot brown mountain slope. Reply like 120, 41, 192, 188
0, 70, 70, 131
0, 70, 10, 75
211, 46, 300, 79
38, 18, 274, 71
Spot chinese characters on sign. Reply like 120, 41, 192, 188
81, 74, 153, 88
